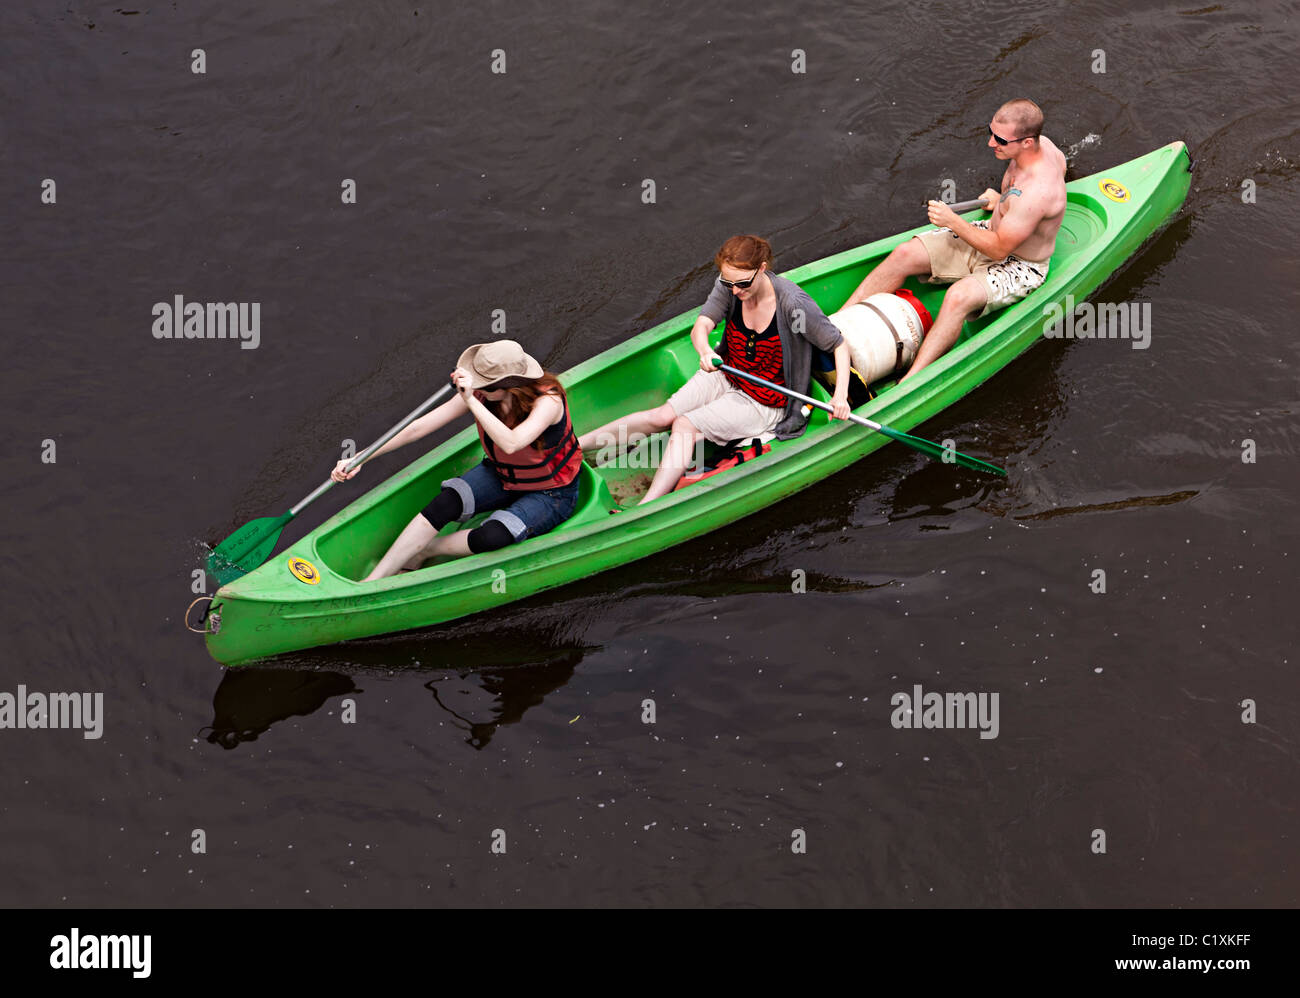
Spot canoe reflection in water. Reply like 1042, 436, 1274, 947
393, 623, 596, 749
425, 648, 588, 750
201, 621, 598, 750
201, 669, 359, 749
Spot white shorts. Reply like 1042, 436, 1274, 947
667, 369, 784, 445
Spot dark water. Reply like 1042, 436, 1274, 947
2, 0, 1296, 907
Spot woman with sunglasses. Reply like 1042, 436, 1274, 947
331, 340, 583, 579
578, 234, 851, 503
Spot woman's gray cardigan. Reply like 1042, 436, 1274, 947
697, 272, 844, 439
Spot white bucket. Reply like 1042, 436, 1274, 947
829, 290, 933, 384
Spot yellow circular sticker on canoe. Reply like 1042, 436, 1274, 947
288, 556, 321, 584
1099, 179, 1130, 203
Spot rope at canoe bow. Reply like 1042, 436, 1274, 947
711, 359, 1006, 477
184, 596, 215, 633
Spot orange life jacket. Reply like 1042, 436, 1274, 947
477, 394, 582, 491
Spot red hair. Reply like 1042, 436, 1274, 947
714, 234, 773, 272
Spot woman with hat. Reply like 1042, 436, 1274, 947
331, 340, 583, 579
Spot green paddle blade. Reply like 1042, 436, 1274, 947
877, 425, 1007, 477
207, 510, 293, 587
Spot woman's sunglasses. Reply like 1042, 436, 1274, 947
719, 267, 761, 289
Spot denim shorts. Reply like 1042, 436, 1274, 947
430, 460, 580, 542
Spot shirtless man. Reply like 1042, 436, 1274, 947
845, 98, 1068, 381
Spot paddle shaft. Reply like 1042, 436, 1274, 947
711, 361, 1006, 476
289, 383, 455, 515
714, 362, 887, 432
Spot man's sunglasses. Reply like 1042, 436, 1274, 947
719, 267, 760, 289
989, 125, 1034, 146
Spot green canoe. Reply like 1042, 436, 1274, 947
204, 141, 1192, 666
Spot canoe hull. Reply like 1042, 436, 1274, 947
206, 142, 1192, 665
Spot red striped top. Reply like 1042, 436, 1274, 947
722, 299, 785, 406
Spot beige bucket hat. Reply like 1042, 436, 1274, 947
456, 340, 545, 388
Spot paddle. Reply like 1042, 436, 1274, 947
206, 382, 456, 586
924, 197, 989, 213
711, 360, 1006, 477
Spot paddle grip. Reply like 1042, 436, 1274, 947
940, 198, 990, 213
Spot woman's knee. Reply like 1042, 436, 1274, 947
670, 414, 699, 437
423, 486, 465, 529
466, 518, 517, 553
647, 402, 677, 428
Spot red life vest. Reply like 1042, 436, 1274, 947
477, 393, 583, 491
672, 439, 770, 491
